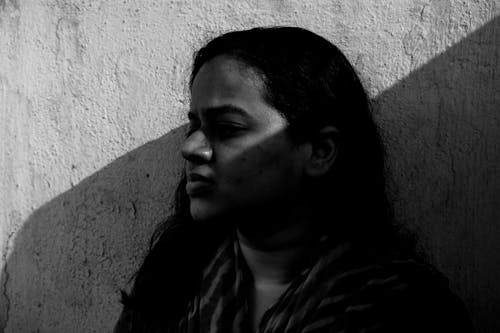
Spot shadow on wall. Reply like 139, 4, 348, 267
375, 16, 500, 333
0, 16, 499, 333
0, 126, 187, 332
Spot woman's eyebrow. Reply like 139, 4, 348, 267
190, 105, 252, 120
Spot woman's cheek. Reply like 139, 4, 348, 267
219, 140, 286, 190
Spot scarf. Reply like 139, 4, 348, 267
177, 233, 353, 333
113, 231, 473, 333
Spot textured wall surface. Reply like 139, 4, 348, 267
0, 1, 499, 332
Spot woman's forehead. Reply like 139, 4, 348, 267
191, 56, 264, 97
189, 56, 276, 118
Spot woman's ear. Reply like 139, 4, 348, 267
304, 126, 339, 177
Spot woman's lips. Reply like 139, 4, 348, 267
186, 180, 214, 196
186, 173, 215, 196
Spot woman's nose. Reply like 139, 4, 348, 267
181, 129, 213, 163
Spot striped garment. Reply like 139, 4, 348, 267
175, 234, 473, 333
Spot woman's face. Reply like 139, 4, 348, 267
182, 56, 309, 224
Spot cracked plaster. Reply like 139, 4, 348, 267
0, 1, 499, 332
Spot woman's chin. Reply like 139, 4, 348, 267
189, 198, 223, 223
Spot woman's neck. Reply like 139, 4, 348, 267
236, 213, 317, 285
236, 212, 318, 332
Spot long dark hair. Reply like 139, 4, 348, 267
121, 26, 407, 332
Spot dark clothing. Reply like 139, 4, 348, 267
114, 234, 473, 333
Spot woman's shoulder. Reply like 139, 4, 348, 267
323, 254, 474, 332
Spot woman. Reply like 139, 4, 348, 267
114, 27, 473, 332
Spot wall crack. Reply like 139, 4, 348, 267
0, 231, 15, 333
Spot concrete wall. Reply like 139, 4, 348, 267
0, 1, 498, 332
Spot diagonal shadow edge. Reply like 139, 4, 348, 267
0, 15, 498, 333
374, 15, 500, 333
0, 126, 187, 332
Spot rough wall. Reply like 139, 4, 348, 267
0, 1, 498, 332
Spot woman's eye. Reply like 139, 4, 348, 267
215, 123, 245, 137
185, 121, 246, 139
